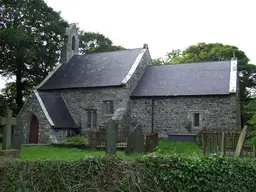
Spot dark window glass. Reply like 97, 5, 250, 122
87, 109, 97, 128
103, 100, 114, 114
92, 110, 97, 128
193, 113, 200, 126
72, 36, 76, 50
87, 110, 92, 128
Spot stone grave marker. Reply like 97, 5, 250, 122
145, 132, 158, 153
133, 125, 145, 153
89, 129, 105, 148
0, 109, 20, 158
11, 133, 22, 151
234, 125, 248, 157
125, 125, 145, 154
125, 131, 135, 155
106, 119, 117, 155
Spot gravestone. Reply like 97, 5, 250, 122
133, 125, 144, 153
11, 134, 22, 151
234, 125, 248, 157
89, 129, 105, 148
125, 125, 145, 154
145, 132, 158, 153
106, 119, 117, 155
125, 131, 135, 155
0, 109, 20, 158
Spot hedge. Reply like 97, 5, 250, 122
1, 155, 256, 192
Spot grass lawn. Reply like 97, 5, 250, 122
1, 140, 202, 160
157, 139, 203, 157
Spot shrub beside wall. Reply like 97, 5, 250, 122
1, 155, 256, 192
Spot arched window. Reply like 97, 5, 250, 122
72, 36, 76, 51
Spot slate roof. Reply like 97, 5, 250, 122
131, 61, 231, 97
38, 48, 143, 90
38, 91, 78, 128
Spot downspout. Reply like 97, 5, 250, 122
151, 97, 155, 134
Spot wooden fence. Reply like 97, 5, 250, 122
88, 128, 129, 150
199, 128, 256, 157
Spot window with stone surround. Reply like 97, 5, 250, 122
103, 100, 114, 114
87, 109, 97, 128
193, 113, 200, 127
72, 36, 76, 51
56, 129, 68, 141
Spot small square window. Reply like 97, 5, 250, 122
103, 100, 114, 114
193, 113, 200, 127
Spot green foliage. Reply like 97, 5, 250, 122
245, 131, 256, 148
0, 0, 68, 113
1, 155, 256, 192
245, 97, 256, 125
79, 31, 125, 54
61, 135, 88, 145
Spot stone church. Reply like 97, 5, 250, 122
17, 24, 241, 143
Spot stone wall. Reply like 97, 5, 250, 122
60, 48, 152, 133
17, 92, 56, 144
17, 48, 152, 143
131, 94, 238, 138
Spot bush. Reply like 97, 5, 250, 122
61, 135, 88, 145
1, 155, 256, 192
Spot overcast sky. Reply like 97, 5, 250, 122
0, 0, 255, 89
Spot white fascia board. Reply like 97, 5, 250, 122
35, 63, 62, 89
121, 48, 147, 84
229, 58, 238, 93
34, 89, 55, 126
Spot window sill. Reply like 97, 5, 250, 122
192, 126, 202, 130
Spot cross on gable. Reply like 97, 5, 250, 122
0, 109, 17, 150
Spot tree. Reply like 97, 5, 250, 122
79, 31, 125, 54
0, 81, 33, 115
0, 0, 68, 113
154, 42, 256, 126
245, 97, 256, 125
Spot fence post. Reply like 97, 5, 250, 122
202, 132, 206, 155
221, 132, 225, 155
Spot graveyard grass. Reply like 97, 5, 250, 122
1, 140, 202, 160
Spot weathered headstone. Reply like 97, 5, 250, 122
125, 131, 135, 155
234, 125, 248, 157
106, 119, 117, 155
145, 132, 158, 153
0, 109, 20, 158
89, 129, 105, 148
125, 125, 145, 154
133, 125, 145, 153
11, 134, 22, 151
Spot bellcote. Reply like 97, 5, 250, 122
61, 23, 79, 63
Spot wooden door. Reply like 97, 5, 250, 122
29, 115, 39, 143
